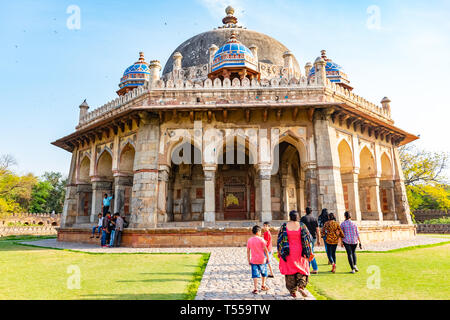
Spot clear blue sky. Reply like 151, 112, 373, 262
0, 0, 449, 177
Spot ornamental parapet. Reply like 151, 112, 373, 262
77, 76, 393, 129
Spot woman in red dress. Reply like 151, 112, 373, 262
278, 211, 311, 298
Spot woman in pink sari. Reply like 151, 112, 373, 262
278, 211, 311, 298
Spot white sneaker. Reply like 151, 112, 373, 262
354, 266, 359, 272
351, 269, 356, 274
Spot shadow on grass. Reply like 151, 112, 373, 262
80, 293, 187, 300
116, 278, 191, 283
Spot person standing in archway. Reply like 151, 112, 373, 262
277, 210, 313, 298
102, 193, 114, 217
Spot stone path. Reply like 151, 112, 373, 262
19, 235, 449, 300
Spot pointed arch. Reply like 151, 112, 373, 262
78, 155, 91, 183
359, 146, 376, 178
96, 150, 113, 179
338, 139, 353, 174
119, 143, 136, 174
381, 152, 393, 180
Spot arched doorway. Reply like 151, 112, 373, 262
168, 142, 205, 222
271, 141, 303, 220
337, 140, 360, 218
116, 143, 135, 217
358, 147, 380, 220
380, 153, 396, 220
93, 150, 114, 218
216, 137, 256, 221
76, 156, 92, 222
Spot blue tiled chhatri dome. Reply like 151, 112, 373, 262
211, 32, 258, 73
309, 50, 352, 89
118, 52, 150, 95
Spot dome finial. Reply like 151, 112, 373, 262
139, 51, 145, 62
222, 5, 238, 26
321, 50, 327, 60
226, 5, 235, 15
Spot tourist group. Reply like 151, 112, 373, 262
247, 208, 362, 298
90, 193, 129, 248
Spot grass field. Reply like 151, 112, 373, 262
0, 238, 209, 300
307, 242, 450, 300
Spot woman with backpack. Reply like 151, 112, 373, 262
277, 210, 314, 298
321, 212, 344, 273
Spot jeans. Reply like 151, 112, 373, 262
102, 206, 110, 217
323, 240, 332, 263
326, 243, 338, 264
92, 226, 101, 236
109, 230, 116, 247
101, 230, 108, 246
114, 230, 122, 247
344, 243, 358, 270
309, 238, 318, 271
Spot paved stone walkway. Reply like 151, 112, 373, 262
19, 235, 449, 300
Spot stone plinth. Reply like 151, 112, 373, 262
58, 223, 417, 248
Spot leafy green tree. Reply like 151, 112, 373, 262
399, 145, 449, 211
29, 181, 53, 213
42, 172, 67, 213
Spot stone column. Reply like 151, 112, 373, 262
304, 163, 319, 217
157, 165, 170, 223
341, 171, 362, 222
130, 115, 160, 228
203, 165, 217, 223
281, 175, 289, 220
313, 109, 346, 222
392, 149, 412, 225
61, 150, 78, 227
258, 165, 272, 222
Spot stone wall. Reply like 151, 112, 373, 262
414, 210, 448, 223
416, 224, 450, 234
0, 226, 58, 237
1, 213, 61, 227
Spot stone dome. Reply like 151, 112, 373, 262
162, 27, 301, 76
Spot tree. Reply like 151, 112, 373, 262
42, 172, 67, 213
399, 145, 448, 186
29, 181, 53, 213
399, 144, 450, 212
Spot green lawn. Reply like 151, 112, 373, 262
308, 243, 450, 300
0, 239, 209, 300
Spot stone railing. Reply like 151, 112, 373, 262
414, 210, 448, 223
0, 226, 58, 237
416, 224, 450, 234
1, 213, 60, 227
327, 81, 392, 122
79, 85, 148, 126
78, 76, 392, 127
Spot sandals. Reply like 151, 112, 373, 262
298, 288, 308, 297
261, 285, 270, 291
252, 290, 258, 294
290, 292, 297, 298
